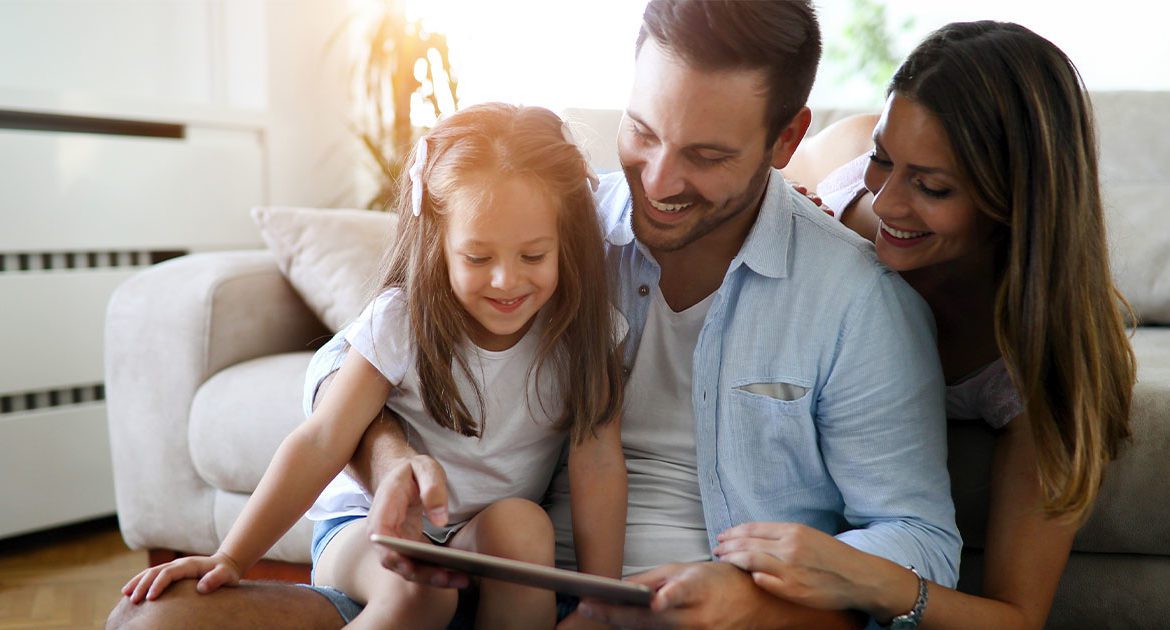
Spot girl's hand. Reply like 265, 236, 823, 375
366, 454, 469, 588
121, 552, 243, 604
713, 522, 870, 611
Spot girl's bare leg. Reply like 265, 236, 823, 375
450, 498, 557, 630
314, 519, 458, 629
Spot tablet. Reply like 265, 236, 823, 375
369, 534, 653, 607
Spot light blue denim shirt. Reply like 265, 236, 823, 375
596, 170, 960, 586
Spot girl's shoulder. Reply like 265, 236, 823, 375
344, 286, 415, 385
367, 286, 408, 316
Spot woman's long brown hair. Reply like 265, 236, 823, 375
892, 21, 1136, 522
370, 103, 622, 444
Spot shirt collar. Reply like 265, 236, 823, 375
600, 171, 636, 247
599, 169, 793, 279
736, 170, 792, 279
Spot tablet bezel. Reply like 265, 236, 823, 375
369, 534, 653, 607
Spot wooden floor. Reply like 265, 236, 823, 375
0, 517, 146, 629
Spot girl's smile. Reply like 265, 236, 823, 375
444, 176, 560, 351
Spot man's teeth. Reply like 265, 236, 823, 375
881, 222, 931, 239
649, 199, 693, 213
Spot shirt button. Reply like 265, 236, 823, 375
638, 285, 650, 297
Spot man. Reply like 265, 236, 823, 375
108, 2, 958, 628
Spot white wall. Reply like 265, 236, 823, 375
0, 0, 362, 537
0, 0, 362, 210
401, 0, 1170, 114
264, 1, 364, 208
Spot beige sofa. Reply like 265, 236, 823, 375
106, 92, 1170, 628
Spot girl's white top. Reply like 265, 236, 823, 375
307, 288, 579, 531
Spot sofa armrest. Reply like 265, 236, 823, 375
105, 250, 327, 553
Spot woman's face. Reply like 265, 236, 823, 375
864, 93, 996, 273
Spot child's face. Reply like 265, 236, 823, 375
444, 176, 560, 351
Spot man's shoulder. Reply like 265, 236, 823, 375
784, 189, 889, 282
768, 187, 927, 320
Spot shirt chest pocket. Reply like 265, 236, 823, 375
720, 380, 823, 501
734, 381, 809, 401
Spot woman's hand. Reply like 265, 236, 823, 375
713, 522, 881, 612
578, 561, 862, 629
121, 551, 243, 604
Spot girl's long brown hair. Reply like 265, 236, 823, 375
892, 22, 1136, 522
371, 103, 622, 444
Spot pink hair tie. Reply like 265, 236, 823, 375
408, 137, 428, 217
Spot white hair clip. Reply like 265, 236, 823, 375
408, 137, 428, 217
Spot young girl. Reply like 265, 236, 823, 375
122, 103, 628, 629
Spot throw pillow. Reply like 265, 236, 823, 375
251, 206, 396, 332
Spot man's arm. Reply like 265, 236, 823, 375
817, 270, 961, 585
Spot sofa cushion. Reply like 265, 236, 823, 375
1094, 92, 1170, 324
1074, 326, 1170, 554
252, 206, 397, 332
189, 352, 314, 493
950, 327, 1170, 557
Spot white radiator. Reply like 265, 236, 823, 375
0, 107, 266, 538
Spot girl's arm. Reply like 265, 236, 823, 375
715, 412, 1078, 630
124, 350, 392, 601
568, 414, 627, 579
218, 350, 394, 568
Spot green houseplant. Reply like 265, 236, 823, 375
344, 0, 460, 209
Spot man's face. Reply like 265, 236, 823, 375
619, 38, 775, 255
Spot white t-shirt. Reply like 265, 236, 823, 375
550, 284, 713, 576
307, 289, 570, 538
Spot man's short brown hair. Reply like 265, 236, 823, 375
636, 0, 821, 146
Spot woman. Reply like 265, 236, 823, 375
715, 21, 1136, 629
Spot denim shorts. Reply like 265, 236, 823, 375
301, 515, 580, 626
309, 515, 364, 582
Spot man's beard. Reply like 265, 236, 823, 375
625, 161, 772, 254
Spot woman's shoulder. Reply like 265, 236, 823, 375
784, 113, 880, 190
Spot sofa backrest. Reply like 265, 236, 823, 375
1094, 91, 1170, 324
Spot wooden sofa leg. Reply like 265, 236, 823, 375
148, 549, 178, 566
